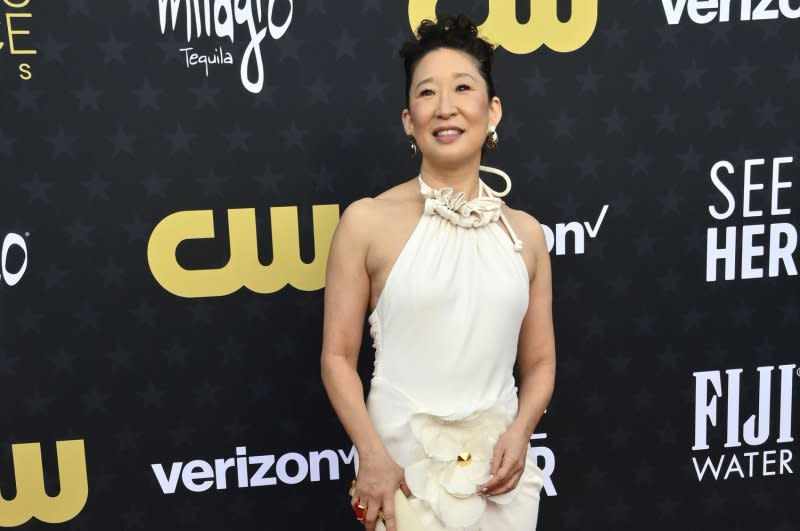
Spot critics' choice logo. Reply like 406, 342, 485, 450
542, 204, 608, 256
663, 0, 800, 24
158, 0, 293, 93
706, 156, 797, 282
0, 440, 88, 527
0, 0, 36, 80
152, 437, 558, 495
408, 0, 598, 53
1, 232, 28, 287
147, 205, 339, 298
692, 365, 797, 481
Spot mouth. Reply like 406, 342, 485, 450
432, 127, 464, 139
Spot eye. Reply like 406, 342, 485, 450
456, 84, 472, 91
418, 88, 434, 97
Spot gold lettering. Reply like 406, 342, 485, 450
408, 0, 598, 53
5, 13, 36, 55
0, 440, 88, 526
147, 205, 340, 298
3, 1, 31, 8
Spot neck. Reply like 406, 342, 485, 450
419, 156, 482, 200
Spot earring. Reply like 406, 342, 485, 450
408, 135, 419, 156
486, 126, 499, 150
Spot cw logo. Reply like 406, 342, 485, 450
147, 205, 340, 298
408, 0, 598, 53
0, 440, 88, 527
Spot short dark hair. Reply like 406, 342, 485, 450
399, 14, 496, 107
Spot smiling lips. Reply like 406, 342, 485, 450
433, 127, 464, 143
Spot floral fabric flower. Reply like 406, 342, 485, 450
403, 404, 520, 530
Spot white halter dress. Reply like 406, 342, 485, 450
363, 166, 544, 531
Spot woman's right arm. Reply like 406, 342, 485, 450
320, 199, 407, 531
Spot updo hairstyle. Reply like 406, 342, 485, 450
399, 14, 496, 107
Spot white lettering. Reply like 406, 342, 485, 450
743, 366, 773, 446
709, 161, 736, 220
740, 224, 765, 279
182, 460, 214, 492
152, 446, 355, 493
337, 446, 355, 465
248, 454, 277, 487
706, 227, 737, 281
692, 455, 725, 480
768, 223, 798, 277
151, 462, 183, 494
777, 364, 796, 443
0, 232, 28, 286
664, 0, 799, 22
213, 457, 235, 489
780, 449, 794, 473
771, 157, 793, 215
276, 452, 308, 485
724, 368, 743, 447
309, 450, 340, 482
531, 445, 557, 496
743, 158, 766, 217
541, 205, 608, 256
159, 0, 293, 94
689, 0, 720, 24
723, 454, 745, 479
693, 370, 723, 450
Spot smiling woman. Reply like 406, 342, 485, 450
321, 14, 555, 531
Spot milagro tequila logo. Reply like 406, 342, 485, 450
158, 0, 293, 93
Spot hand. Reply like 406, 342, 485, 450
351, 450, 411, 531
480, 424, 529, 496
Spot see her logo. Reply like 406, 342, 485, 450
408, 0, 598, 53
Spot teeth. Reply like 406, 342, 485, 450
435, 129, 461, 136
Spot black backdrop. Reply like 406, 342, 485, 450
1, 1, 799, 529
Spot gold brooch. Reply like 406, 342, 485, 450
457, 451, 472, 466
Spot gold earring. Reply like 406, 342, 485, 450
408, 134, 418, 156
486, 126, 499, 150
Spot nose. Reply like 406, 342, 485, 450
435, 90, 457, 118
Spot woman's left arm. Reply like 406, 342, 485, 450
481, 214, 556, 496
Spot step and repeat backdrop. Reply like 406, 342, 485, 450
1, 1, 798, 529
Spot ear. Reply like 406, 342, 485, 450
488, 96, 502, 129
401, 108, 414, 136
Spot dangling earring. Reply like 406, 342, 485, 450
408, 134, 419, 156
486, 126, 499, 150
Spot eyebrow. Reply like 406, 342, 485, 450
414, 72, 478, 91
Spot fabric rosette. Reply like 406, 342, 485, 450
422, 186, 502, 229
403, 404, 520, 530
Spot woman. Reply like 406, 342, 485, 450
321, 15, 556, 531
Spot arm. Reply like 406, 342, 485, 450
482, 216, 556, 496
320, 199, 408, 531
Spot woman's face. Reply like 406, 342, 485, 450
402, 47, 501, 168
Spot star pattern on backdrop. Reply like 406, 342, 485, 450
1, 3, 797, 531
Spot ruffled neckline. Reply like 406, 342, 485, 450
417, 165, 524, 251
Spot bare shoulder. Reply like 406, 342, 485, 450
503, 205, 547, 250
374, 177, 419, 203
336, 178, 420, 239
338, 197, 377, 233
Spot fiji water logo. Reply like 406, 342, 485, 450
692, 364, 798, 481
158, 0, 293, 93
